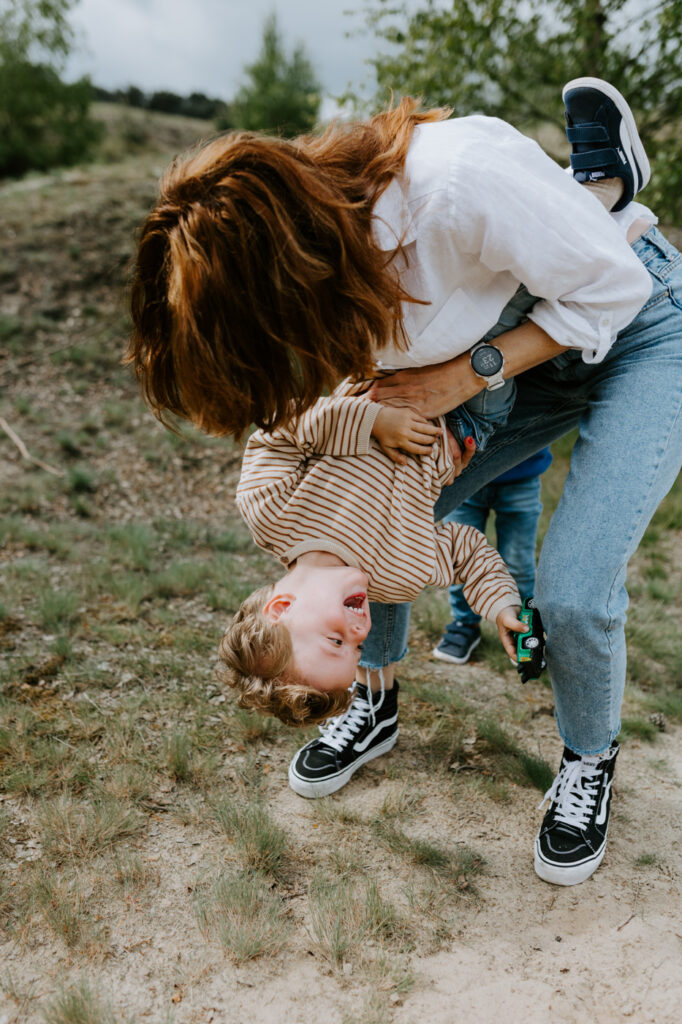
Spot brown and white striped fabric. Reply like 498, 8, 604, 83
236, 383, 519, 622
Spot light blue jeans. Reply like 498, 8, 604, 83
444, 475, 543, 625
360, 226, 682, 755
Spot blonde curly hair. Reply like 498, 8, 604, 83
218, 584, 353, 726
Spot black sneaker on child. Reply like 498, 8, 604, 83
534, 743, 619, 886
288, 682, 399, 798
562, 77, 650, 211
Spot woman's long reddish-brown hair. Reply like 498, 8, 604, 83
126, 98, 451, 438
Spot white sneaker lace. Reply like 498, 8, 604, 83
317, 672, 386, 753
538, 756, 603, 830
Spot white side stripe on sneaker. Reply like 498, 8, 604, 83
353, 712, 399, 753
618, 122, 640, 193
595, 777, 612, 825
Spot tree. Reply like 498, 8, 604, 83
181, 92, 224, 120
148, 89, 184, 115
360, 0, 682, 222
228, 13, 321, 136
0, 0, 101, 178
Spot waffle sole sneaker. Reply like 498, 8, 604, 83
562, 77, 650, 211
534, 743, 619, 886
431, 624, 481, 665
288, 682, 399, 798
431, 636, 480, 665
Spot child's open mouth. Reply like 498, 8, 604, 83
344, 592, 367, 614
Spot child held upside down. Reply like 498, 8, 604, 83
219, 381, 524, 727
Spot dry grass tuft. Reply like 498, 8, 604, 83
194, 868, 291, 963
41, 977, 120, 1024
39, 794, 143, 863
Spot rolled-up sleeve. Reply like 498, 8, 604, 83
450, 131, 652, 363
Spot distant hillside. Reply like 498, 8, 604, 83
90, 102, 218, 166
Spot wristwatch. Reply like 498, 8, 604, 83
470, 341, 506, 391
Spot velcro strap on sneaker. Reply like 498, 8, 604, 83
570, 148, 619, 172
566, 123, 610, 144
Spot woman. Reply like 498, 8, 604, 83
128, 80, 682, 887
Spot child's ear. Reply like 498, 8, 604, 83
262, 593, 295, 623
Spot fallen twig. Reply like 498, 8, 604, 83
617, 913, 635, 931
0, 416, 65, 477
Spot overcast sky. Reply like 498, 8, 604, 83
65, 0, 382, 113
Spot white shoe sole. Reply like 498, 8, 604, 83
431, 636, 480, 665
534, 834, 607, 886
288, 730, 399, 799
562, 76, 651, 195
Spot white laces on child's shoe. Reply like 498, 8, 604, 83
538, 755, 604, 830
317, 674, 387, 751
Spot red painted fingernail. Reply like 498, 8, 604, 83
465, 436, 475, 447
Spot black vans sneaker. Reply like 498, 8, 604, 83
288, 682, 399, 798
562, 77, 650, 211
535, 744, 619, 886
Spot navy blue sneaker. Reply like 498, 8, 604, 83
432, 622, 481, 665
562, 77, 650, 211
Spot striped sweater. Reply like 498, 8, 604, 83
236, 384, 520, 623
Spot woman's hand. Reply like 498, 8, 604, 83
371, 406, 441, 465
369, 322, 569, 418
496, 605, 527, 662
369, 357, 477, 418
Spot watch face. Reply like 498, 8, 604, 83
471, 344, 503, 377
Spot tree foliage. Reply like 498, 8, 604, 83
227, 13, 321, 136
0, 0, 101, 178
93, 85, 228, 121
360, 0, 682, 222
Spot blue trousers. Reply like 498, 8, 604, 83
444, 475, 543, 625
360, 227, 682, 755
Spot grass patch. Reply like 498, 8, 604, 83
106, 523, 157, 571
313, 798, 365, 828
411, 588, 449, 645
41, 977, 120, 1024
308, 874, 405, 968
152, 560, 207, 598
476, 718, 554, 792
371, 821, 484, 892
211, 791, 290, 877
418, 717, 467, 772
65, 465, 98, 494
32, 870, 105, 952
229, 707, 282, 744
39, 794, 142, 863
379, 783, 422, 819
163, 727, 217, 787
634, 851, 661, 868
112, 851, 159, 894
195, 868, 290, 963
38, 588, 81, 632
618, 717, 659, 743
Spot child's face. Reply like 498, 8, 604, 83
264, 564, 372, 692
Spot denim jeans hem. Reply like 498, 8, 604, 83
359, 645, 408, 672
555, 714, 621, 758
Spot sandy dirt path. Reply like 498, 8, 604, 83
2, 709, 680, 1024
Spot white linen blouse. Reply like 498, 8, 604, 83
371, 116, 655, 369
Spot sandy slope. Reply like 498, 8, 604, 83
2, 705, 680, 1024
